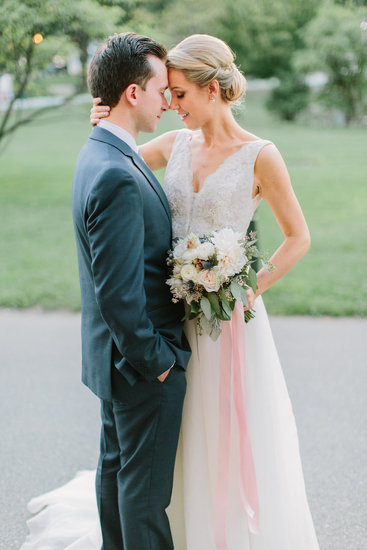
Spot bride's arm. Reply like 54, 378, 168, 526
253, 144, 311, 298
90, 98, 179, 171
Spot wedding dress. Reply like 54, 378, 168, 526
20, 130, 319, 550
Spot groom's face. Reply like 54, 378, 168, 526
135, 55, 169, 133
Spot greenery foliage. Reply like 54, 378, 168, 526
215, 0, 319, 79
124, 0, 319, 79
296, 2, 367, 124
1, 0, 367, 130
0, 0, 120, 147
266, 72, 310, 121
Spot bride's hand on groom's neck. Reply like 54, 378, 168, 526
90, 97, 110, 126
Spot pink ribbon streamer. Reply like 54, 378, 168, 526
214, 302, 259, 549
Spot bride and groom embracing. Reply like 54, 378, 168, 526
22, 31, 319, 550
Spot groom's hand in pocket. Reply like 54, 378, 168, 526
157, 367, 172, 383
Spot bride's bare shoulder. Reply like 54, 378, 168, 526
238, 129, 263, 144
139, 130, 182, 170
254, 141, 290, 195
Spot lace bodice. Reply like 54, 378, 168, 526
164, 129, 271, 239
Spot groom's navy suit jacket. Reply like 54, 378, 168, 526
72, 126, 191, 401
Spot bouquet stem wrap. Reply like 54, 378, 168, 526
215, 302, 259, 548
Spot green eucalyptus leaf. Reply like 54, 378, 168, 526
231, 280, 249, 307
200, 296, 212, 320
248, 267, 258, 293
230, 281, 243, 302
241, 290, 249, 308
221, 299, 232, 318
207, 292, 221, 316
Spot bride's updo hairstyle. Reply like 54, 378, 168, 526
166, 34, 246, 105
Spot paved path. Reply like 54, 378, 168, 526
0, 309, 366, 550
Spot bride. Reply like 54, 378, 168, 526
21, 34, 319, 549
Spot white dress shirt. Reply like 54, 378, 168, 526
98, 120, 139, 153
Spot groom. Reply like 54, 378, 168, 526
72, 32, 191, 550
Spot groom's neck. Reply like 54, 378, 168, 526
107, 106, 138, 140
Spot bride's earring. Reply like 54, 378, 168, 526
210, 97, 215, 103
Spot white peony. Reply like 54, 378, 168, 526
182, 248, 201, 262
212, 228, 247, 278
173, 234, 201, 262
173, 239, 188, 260
195, 241, 215, 260
185, 234, 201, 249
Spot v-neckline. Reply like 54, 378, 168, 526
186, 134, 262, 196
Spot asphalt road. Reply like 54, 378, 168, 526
0, 309, 366, 550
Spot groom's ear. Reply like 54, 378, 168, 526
124, 83, 139, 107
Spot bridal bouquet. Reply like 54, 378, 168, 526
166, 228, 272, 340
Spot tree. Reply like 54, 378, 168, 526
118, 0, 224, 47
129, 0, 318, 120
62, 1, 121, 92
215, 0, 319, 79
145, 0, 318, 79
266, 71, 310, 121
0, 0, 120, 149
296, 2, 367, 124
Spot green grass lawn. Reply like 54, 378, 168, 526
0, 92, 366, 314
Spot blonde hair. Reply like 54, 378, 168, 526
166, 34, 246, 105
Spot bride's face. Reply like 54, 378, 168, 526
168, 68, 214, 129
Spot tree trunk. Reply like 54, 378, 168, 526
0, 41, 34, 144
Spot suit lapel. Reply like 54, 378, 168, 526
89, 126, 172, 225
131, 153, 172, 224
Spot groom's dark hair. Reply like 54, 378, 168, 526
88, 32, 167, 108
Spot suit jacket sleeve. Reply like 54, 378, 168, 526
86, 166, 176, 382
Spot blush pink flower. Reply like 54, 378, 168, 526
198, 269, 220, 292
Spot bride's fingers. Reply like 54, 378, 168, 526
243, 289, 255, 310
90, 106, 110, 125
90, 106, 110, 115
90, 107, 110, 117
93, 97, 102, 105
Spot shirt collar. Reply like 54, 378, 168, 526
98, 120, 138, 153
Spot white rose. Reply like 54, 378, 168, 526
181, 263, 199, 282
173, 264, 182, 277
197, 269, 220, 292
